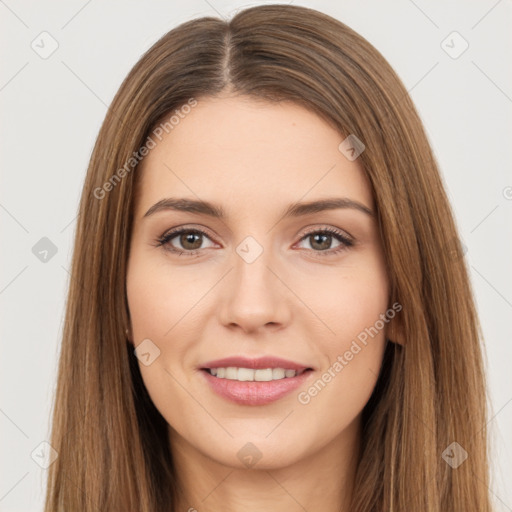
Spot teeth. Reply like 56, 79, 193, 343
208, 367, 302, 381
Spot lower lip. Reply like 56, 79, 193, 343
200, 369, 314, 406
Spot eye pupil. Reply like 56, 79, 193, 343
181, 232, 202, 250
311, 233, 331, 251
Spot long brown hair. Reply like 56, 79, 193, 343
44, 4, 492, 510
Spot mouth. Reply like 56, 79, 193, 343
201, 367, 313, 381
198, 357, 315, 405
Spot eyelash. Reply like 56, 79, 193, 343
155, 226, 354, 258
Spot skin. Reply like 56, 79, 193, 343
126, 93, 401, 512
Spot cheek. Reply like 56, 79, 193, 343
296, 253, 389, 414
307, 253, 390, 350
297, 281, 389, 437
125, 250, 207, 384
126, 254, 200, 342
126, 257, 191, 421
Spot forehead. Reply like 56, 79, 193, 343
135, 95, 373, 218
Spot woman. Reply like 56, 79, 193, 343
44, 4, 492, 511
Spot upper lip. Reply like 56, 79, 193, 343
200, 356, 313, 371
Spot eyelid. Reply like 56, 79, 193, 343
158, 224, 218, 242
297, 224, 353, 242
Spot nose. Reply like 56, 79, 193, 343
217, 242, 292, 334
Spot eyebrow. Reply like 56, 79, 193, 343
143, 196, 374, 219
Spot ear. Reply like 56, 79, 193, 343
385, 308, 405, 347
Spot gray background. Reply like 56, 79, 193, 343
1, 0, 511, 510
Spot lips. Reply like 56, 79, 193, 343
200, 355, 313, 372
201, 368, 313, 405
198, 355, 315, 406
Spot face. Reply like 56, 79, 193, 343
126, 94, 392, 470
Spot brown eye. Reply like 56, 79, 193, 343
309, 233, 334, 251
156, 228, 215, 255
178, 232, 203, 250
295, 227, 354, 256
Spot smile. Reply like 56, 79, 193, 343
206, 367, 309, 381
200, 367, 314, 405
